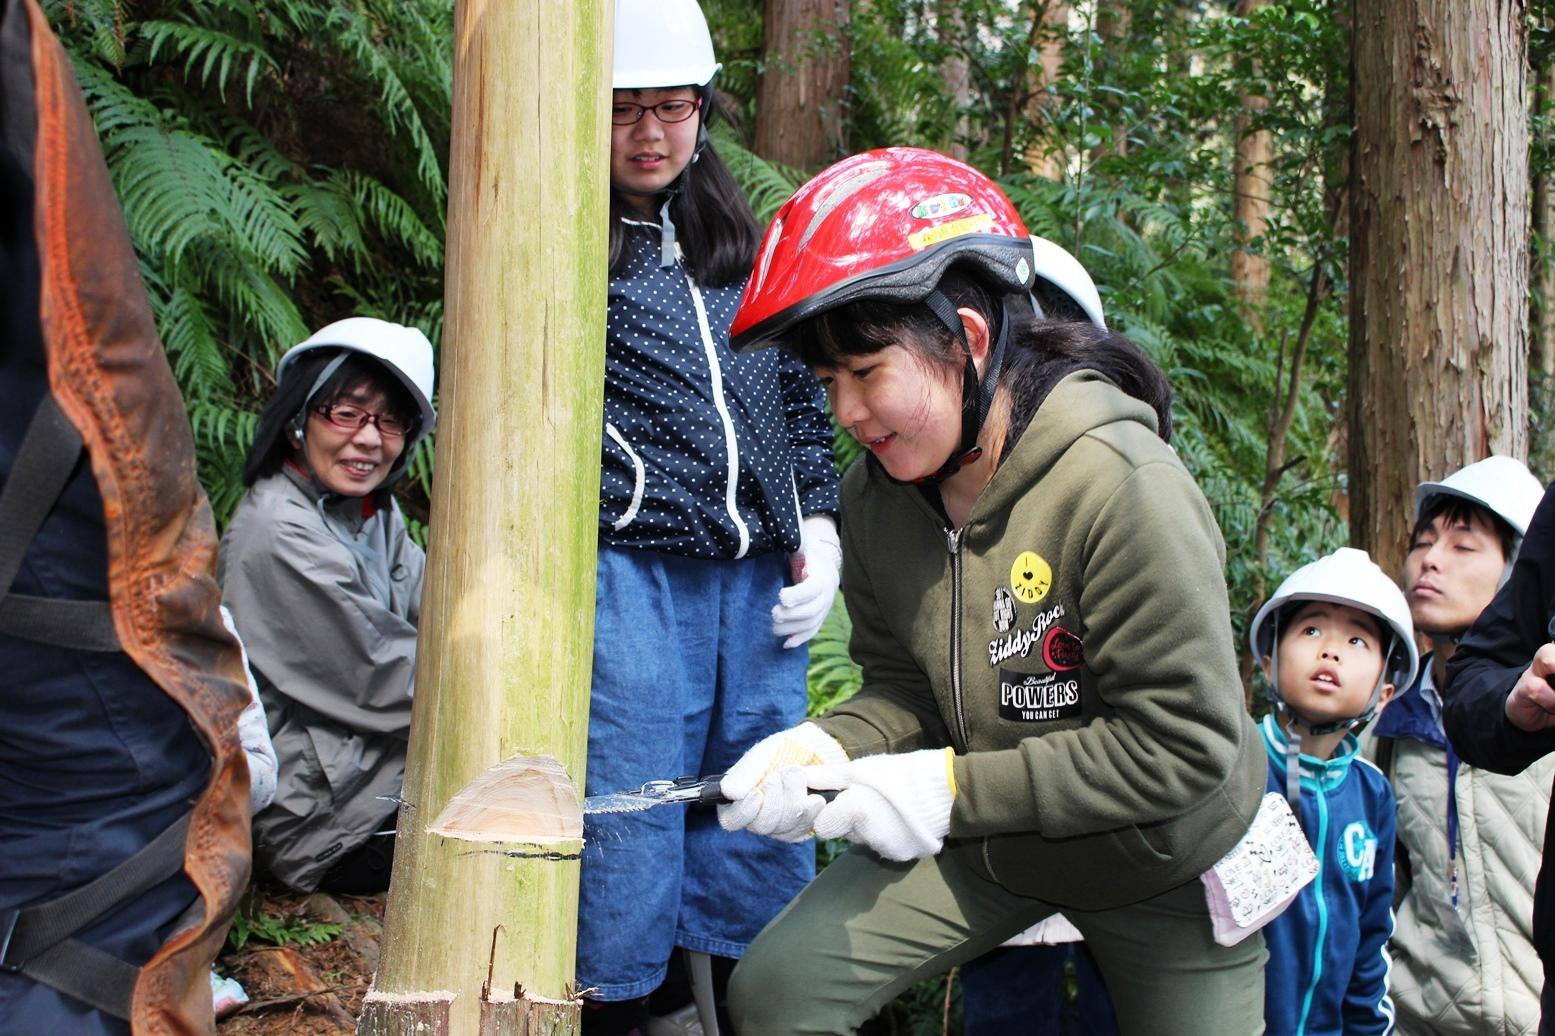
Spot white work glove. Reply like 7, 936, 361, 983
718, 723, 848, 841
810, 747, 957, 862
772, 514, 842, 649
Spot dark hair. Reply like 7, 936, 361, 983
607, 90, 760, 288
1410, 495, 1517, 560
791, 268, 1174, 456
243, 350, 418, 486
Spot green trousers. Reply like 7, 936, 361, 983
728, 846, 1266, 1035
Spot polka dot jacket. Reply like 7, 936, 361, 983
601, 220, 839, 560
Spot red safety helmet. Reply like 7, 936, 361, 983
730, 147, 1041, 352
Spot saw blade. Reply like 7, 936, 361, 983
582, 775, 725, 815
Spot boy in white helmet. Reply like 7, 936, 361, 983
1249, 547, 1419, 1035
1370, 456, 1550, 1035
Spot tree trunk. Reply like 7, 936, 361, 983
755, 0, 851, 167
1348, 0, 1529, 578
936, 0, 972, 160
1095, 0, 1131, 162
1231, 0, 1272, 327
1021, 1, 1071, 179
1533, 56, 1555, 378
359, 1, 612, 1032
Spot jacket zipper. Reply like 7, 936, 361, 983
947, 527, 971, 749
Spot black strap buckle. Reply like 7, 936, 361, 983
0, 906, 21, 971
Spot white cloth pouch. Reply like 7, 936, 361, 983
1200, 792, 1318, 947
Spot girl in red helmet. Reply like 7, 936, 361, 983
579, 2, 841, 1032
718, 148, 1267, 1035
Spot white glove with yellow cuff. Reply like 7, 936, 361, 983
718, 723, 849, 841
809, 747, 957, 862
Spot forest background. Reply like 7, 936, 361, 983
36, 0, 1555, 1028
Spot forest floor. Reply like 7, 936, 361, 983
210, 883, 949, 1034
215, 885, 383, 1034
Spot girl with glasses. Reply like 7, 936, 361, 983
218, 317, 436, 897
579, 1, 841, 1032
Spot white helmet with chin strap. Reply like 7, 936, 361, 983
612, 0, 722, 268
1414, 455, 1544, 559
1249, 547, 1418, 808
276, 317, 438, 481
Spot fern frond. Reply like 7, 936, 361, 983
341, 170, 444, 269
140, 20, 276, 106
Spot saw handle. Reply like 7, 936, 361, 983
699, 774, 839, 807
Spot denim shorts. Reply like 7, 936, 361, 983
576, 545, 814, 1000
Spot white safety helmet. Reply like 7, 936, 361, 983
1029, 235, 1105, 329
1249, 547, 1419, 732
1414, 455, 1544, 555
277, 317, 438, 463
613, 0, 720, 90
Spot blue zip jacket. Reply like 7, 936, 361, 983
600, 219, 839, 560
1261, 714, 1396, 1036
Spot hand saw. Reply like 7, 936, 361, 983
582, 774, 729, 815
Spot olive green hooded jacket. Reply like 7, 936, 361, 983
815, 370, 1264, 911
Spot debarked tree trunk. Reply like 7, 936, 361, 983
359, 2, 613, 1033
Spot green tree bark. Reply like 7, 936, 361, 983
359, 2, 612, 1032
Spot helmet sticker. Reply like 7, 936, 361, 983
910, 193, 973, 220
907, 212, 996, 252
1014, 257, 1031, 283
992, 587, 1017, 633
1009, 551, 1052, 604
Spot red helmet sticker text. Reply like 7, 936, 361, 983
910, 193, 972, 220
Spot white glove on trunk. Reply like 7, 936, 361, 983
771, 514, 842, 648
810, 748, 957, 862
718, 722, 848, 840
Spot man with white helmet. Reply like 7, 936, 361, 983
1370, 456, 1550, 1035
1249, 547, 1418, 1035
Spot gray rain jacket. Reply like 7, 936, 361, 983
218, 465, 422, 891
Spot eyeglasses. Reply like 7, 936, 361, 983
313, 403, 412, 439
611, 98, 700, 126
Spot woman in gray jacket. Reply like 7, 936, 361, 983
219, 318, 436, 894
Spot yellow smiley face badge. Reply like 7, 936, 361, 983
1009, 551, 1052, 604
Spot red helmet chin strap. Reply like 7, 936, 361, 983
902, 290, 1018, 487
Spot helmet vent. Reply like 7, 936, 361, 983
798, 162, 891, 251
752, 216, 784, 296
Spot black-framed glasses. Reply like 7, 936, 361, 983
611, 98, 701, 126
313, 403, 412, 439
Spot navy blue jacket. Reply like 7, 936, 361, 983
1444, 481, 1555, 977
1260, 715, 1396, 1036
600, 219, 838, 560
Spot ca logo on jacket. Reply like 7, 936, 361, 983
1340, 821, 1378, 882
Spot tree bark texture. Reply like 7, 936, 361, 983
1533, 56, 1555, 377
1022, 1, 1071, 179
755, 0, 851, 167
936, 0, 972, 159
1348, 0, 1529, 577
1095, 0, 1132, 162
361, 1, 612, 1032
1232, 0, 1272, 325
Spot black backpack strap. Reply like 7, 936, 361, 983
0, 811, 192, 1019
0, 393, 119, 651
